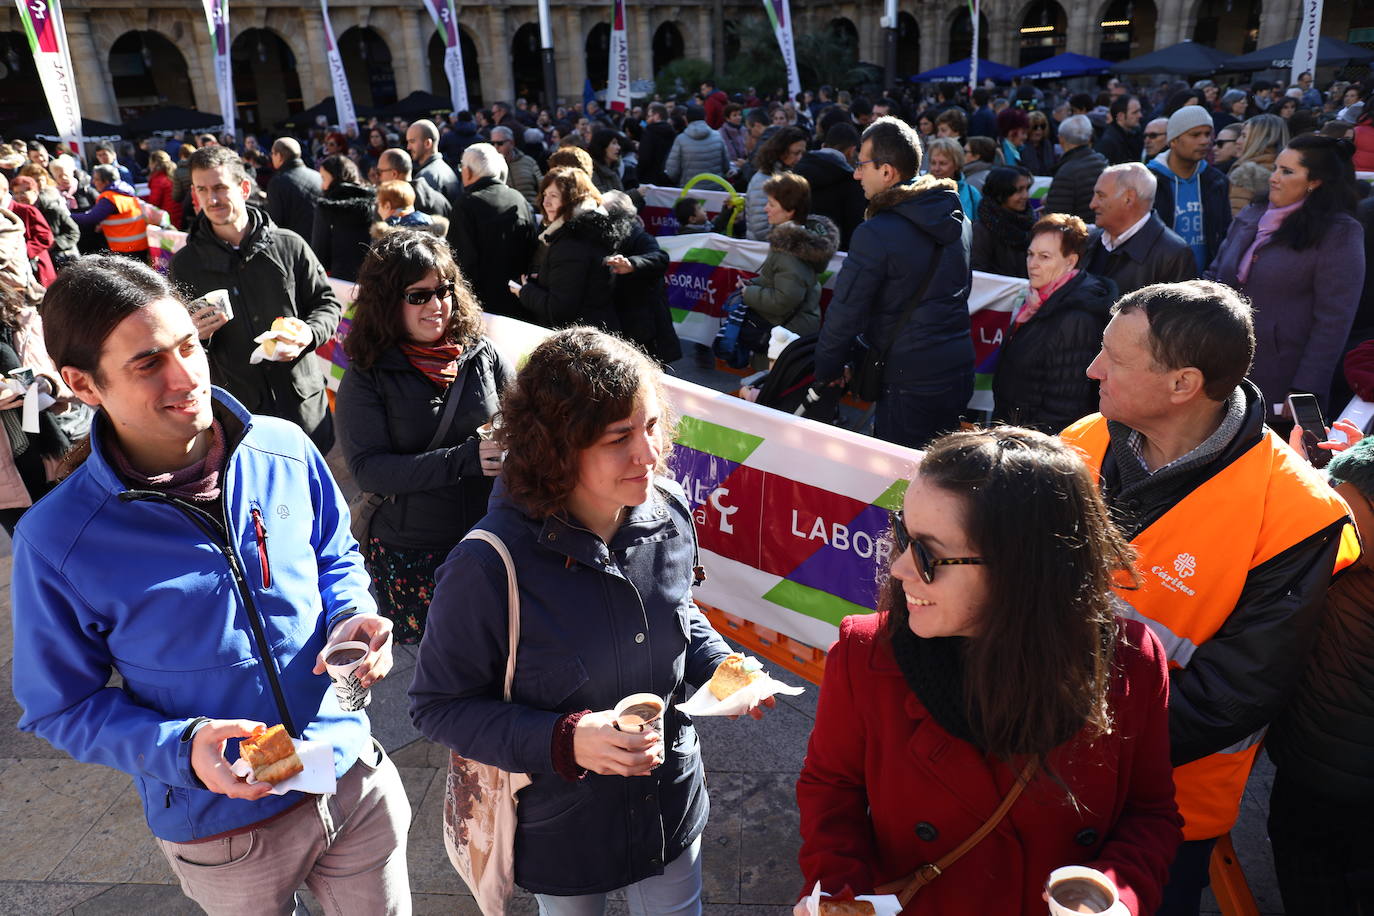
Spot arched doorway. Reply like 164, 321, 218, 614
1098, 0, 1158, 62
339, 26, 397, 110
949, 8, 990, 63
109, 30, 195, 121
1017, 0, 1067, 67
427, 28, 483, 109
897, 12, 921, 78
586, 22, 610, 92
511, 23, 544, 105
724, 19, 741, 66
1193, 0, 1260, 55
231, 29, 303, 130
653, 22, 685, 73
0, 31, 45, 126
830, 18, 860, 61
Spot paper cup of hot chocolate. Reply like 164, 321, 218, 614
614, 693, 665, 737
324, 640, 372, 711
1046, 865, 1118, 915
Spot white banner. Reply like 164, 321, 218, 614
421, 0, 469, 114
16, 0, 82, 153
762, 0, 801, 100
201, 0, 235, 141
607, 0, 630, 112
969, 0, 980, 89
1291, 0, 1324, 87
320, 0, 357, 129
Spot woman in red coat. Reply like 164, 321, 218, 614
142, 149, 183, 230
796, 428, 1181, 915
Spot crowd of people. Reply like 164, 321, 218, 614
4, 65, 1374, 916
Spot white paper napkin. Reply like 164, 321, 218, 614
1, 376, 55, 434
248, 330, 297, 364
678, 657, 806, 717
803, 880, 903, 916
230, 739, 337, 796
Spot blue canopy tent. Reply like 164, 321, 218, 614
1113, 40, 1234, 76
910, 58, 1016, 83
1219, 36, 1374, 72
1011, 52, 1114, 80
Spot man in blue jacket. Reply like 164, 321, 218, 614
814, 116, 974, 449
1148, 106, 1231, 273
11, 255, 411, 913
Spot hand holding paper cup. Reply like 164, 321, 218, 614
324, 640, 372, 711
1045, 866, 1120, 915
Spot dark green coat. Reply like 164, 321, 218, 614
741, 215, 840, 338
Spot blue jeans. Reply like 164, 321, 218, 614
874, 371, 974, 451
534, 837, 702, 916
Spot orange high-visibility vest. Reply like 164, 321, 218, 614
1062, 412, 1359, 840
96, 190, 148, 253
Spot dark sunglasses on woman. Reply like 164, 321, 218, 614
889, 509, 986, 584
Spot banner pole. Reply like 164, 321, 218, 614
538, 0, 559, 107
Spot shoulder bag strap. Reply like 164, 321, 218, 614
460, 529, 521, 700
876, 757, 1040, 906
423, 360, 475, 452
872, 243, 944, 368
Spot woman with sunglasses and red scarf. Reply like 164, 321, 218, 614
796, 427, 1181, 915
335, 230, 512, 642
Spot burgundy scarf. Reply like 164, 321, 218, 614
400, 342, 464, 389
110, 420, 227, 503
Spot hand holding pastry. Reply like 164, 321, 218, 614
262, 316, 311, 362
190, 718, 275, 800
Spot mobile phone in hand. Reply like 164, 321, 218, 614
1287, 392, 1331, 468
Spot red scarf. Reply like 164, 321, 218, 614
401, 342, 464, 389
1015, 269, 1078, 327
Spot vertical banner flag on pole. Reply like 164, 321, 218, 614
762, 0, 801, 100
320, 0, 357, 129
608, 0, 630, 112
201, 0, 235, 141
969, 0, 980, 90
15, 0, 82, 154
1291, 0, 1323, 87
421, 0, 469, 114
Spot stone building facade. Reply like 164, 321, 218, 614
0, 0, 1367, 133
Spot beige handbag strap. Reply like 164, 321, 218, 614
461, 530, 521, 701
876, 757, 1040, 906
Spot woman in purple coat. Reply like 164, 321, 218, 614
1207, 135, 1365, 415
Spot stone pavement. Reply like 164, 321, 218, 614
0, 351, 1287, 914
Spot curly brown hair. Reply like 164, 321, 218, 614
498, 327, 675, 519
537, 166, 601, 223
344, 230, 483, 370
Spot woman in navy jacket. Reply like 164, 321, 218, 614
410, 328, 751, 911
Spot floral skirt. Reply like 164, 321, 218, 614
362, 538, 446, 644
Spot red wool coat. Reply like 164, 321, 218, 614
797, 614, 1181, 916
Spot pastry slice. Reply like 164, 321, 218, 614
239, 724, 303, 784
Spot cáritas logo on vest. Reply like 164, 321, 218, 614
1150, 553, 1198, 596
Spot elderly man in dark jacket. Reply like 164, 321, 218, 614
815, 117, 973, 450
1083, 163, 1196, 296
1044, 115, 1107, 224
449, 143, 537, 317
637, 103, 677, 187
265, 137, 320, 240
377, 148, 451, 221
173, 146, 341, 452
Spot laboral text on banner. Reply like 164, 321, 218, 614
15, 0, 82, 153
320, 0, 357, 129
607, 0, 630, 112
201, 0, 235, 141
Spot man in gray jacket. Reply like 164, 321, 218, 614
665, 107, 728, 186
265, 138, 320, 241
1044, 115, 1107, 225
407, 119, 461, 203
491, 125, 541, 205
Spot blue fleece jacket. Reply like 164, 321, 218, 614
11, 389, 376, 841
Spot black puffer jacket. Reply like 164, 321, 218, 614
335, 338, 512, 551
1267, 559, 1374, 804
991, 270, 1116, 432
793, 149, 866, 250
1044, 145, 1108, 225
612, 223, 681, 364
815, 175, 973, 386
311, 181, 375, 282
519, 205, 636, 330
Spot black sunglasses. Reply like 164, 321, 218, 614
404, 282, 455, 306
889, 509, 985, 584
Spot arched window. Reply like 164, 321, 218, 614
897, 12, 921, 78
586, 23, 611, 92
1018, 0, 1067, 68
1193, 0, 1261, 55
1099, 0, 1158, 62
338, 26, 397, 109
512, 23, 545, 105
949, 8, 990, 62
109, 30, 195, 121
653, 22, 685, 73
231, 29, 303, 129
